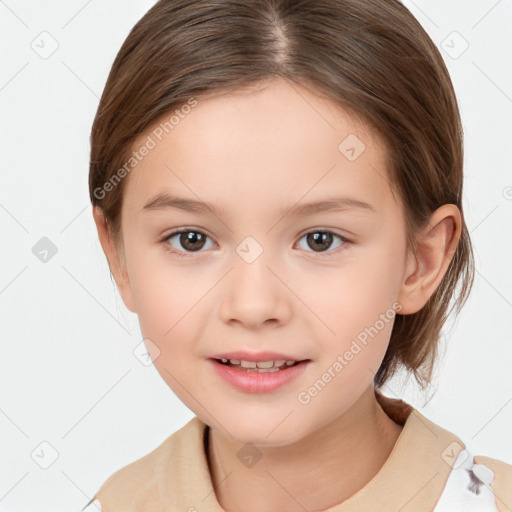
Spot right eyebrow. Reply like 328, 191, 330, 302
142, 193, 220, 216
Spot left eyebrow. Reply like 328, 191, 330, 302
141, 192, 376, 217
286, 196, 376, 217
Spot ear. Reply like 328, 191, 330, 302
92, 206, 137, 313
397, 204, 461, 315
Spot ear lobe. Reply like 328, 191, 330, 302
397, 204, 461, 315
92, 206, 137, 313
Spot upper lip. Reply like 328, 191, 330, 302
210, 351, 308, 362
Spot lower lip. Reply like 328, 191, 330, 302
209, 359, 309, 393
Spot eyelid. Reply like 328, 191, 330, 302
161, 226, 215, 242
296, 226, 351, 241
294, 229, 350, 257
160, 227, 217, 257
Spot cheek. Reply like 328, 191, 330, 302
124, 241, 208, 344
295, 236, 404, 400
303, 240, 404, 337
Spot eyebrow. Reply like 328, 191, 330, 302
142, 192, 376, 217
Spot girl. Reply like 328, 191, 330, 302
84, 0, 511, 510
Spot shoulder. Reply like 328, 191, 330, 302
85, 417, 204, 512
388, 397, 512, 512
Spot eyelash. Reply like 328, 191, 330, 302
160, 228, 351, 258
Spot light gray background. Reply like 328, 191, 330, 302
0, 1, 511, 510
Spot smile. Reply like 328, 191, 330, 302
210, 358, 310, 393
216, 358, 299, 372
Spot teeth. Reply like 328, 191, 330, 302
220, 358, 298, 369
255, 360, 274, 368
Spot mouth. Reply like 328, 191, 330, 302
212, 358, 308, 372
209, 357, 311, 393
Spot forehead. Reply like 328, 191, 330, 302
123, 79, 396, 219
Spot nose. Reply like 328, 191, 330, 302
219, 251, 292, 329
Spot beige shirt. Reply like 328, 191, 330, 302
84, 391, 512, 511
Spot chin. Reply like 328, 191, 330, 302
215, 415, 305, 448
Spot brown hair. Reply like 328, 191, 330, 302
89, 0, 474, 392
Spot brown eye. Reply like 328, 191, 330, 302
297, 230, 347, 255
164, 229, 214, 255
307, 232, 333, 252
179, 231, 206, 251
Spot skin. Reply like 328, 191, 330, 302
93, 77, 461, 512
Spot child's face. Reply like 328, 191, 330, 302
113, 78, 414, 444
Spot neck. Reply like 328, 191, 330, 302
206, 385, 404, 512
